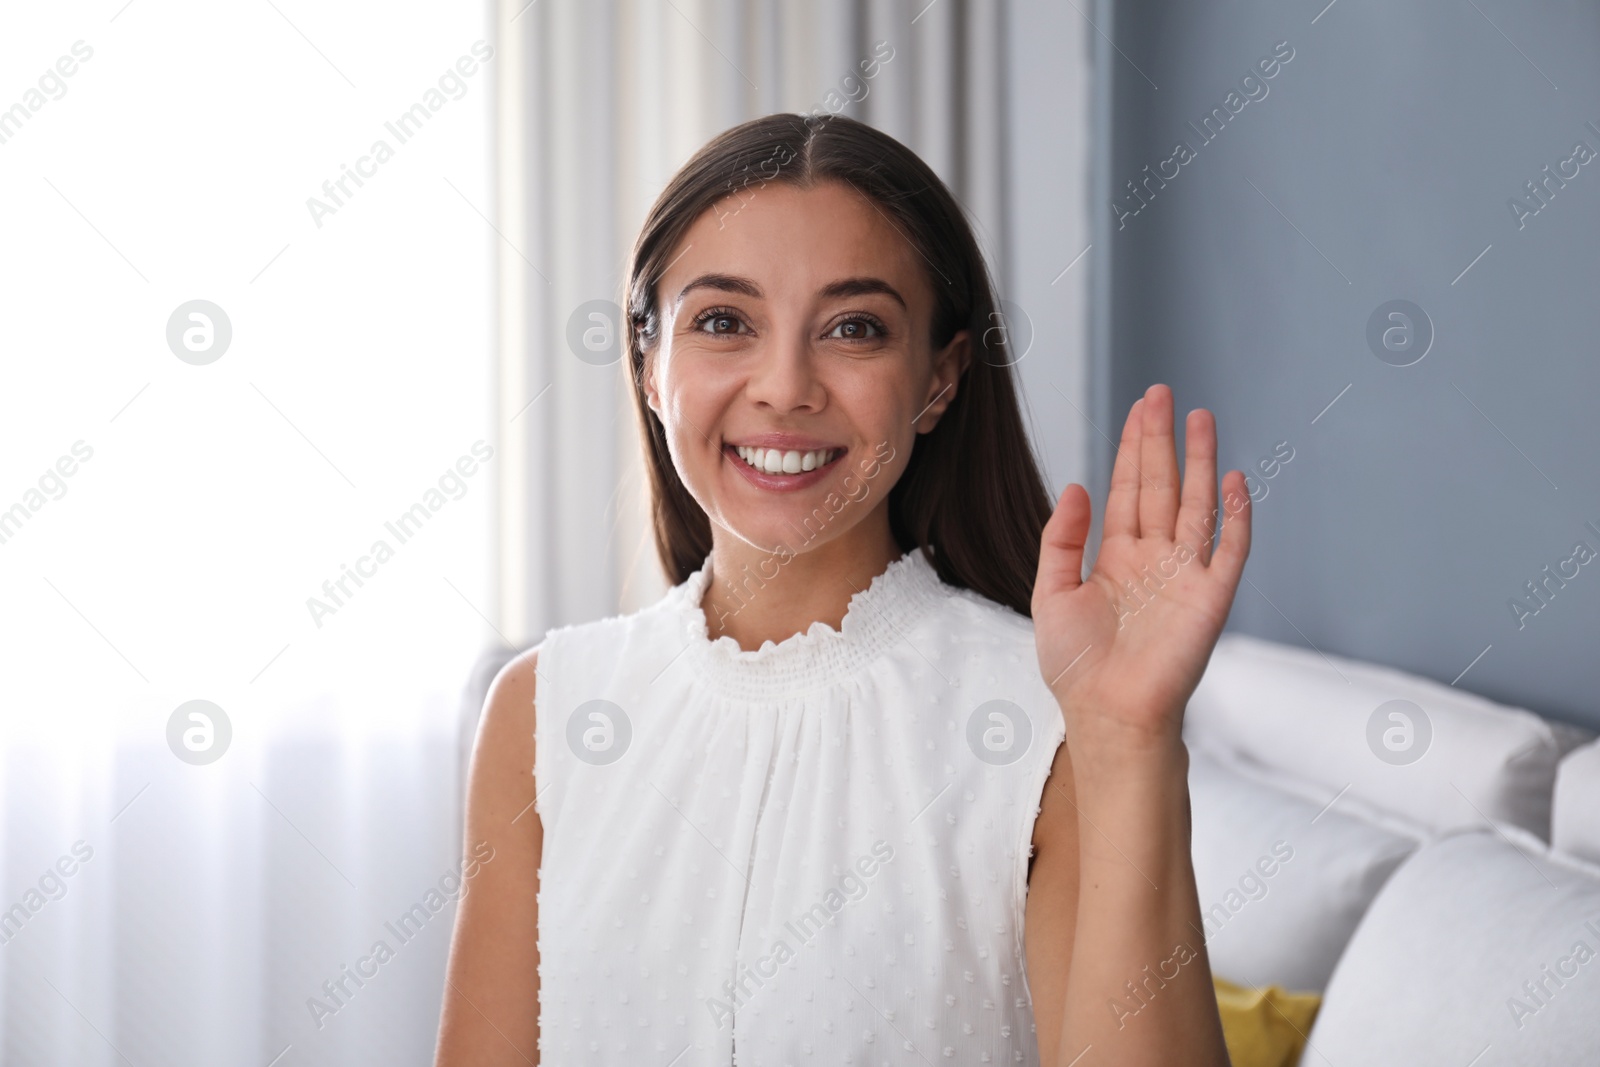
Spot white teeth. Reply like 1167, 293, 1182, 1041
734, 445, 836, 474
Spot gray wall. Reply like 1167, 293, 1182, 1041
1094, 0, 1600, 728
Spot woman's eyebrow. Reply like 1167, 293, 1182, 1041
676, 273, 762, 303
818, 277, 906, 310
674, 273, 907, 310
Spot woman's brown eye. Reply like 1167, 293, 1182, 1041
830, 318, 879, 340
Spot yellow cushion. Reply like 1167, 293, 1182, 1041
1213, 975, 1322, 1067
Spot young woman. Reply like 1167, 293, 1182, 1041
436, 112, 1248, 1067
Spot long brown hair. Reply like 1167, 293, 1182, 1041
625, 112, 1053, 617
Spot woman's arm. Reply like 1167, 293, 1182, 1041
1027, 384, 1248, 1067
434, 649, 543, 1066
1044, 722, 1221, 1066
1030, 729, 1219, 1067
1024, 740, 1081, 1062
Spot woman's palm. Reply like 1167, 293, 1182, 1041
1032, 385, 1252, 744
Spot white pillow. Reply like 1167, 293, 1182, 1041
1553, 739, 1600, 866
1184, 634, 1569, 838
1186, 747, 1418, 992
1310, 828, 1600, 1064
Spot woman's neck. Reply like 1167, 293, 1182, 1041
700, 516, 904, 651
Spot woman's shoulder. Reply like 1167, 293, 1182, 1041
523, 578, 703, 715
473, 600, 665, 724
930, 574, 1041, 649
925, 577, 1063, 723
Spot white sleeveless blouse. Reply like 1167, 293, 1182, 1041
532, 549, 1067, 1065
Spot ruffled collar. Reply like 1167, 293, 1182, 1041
663, 548, 948, 701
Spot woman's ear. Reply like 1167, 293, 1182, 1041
914, 329, 970, 433
641, 346, 663, 416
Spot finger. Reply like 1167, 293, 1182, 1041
1103, 398, 1144, 540
1138, 384, 1181, 541
1210, 469, 1253, 583
1035, 482, 1092, 608
1175, 408, 1219, 566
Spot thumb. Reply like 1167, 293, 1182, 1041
1034, 482, 1091, 609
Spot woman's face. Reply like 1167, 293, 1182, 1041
644, 179, 968, 557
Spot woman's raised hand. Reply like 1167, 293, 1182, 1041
1032, 383, 1252, 752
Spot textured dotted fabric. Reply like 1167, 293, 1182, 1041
532, 549, 1067, 1065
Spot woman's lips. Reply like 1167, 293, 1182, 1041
723, 443, 846, 492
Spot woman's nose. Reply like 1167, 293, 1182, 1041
745, 331, 825, 413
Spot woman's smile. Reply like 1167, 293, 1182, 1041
722, 437, 848, 492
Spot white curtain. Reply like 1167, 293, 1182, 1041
3, 709, 465, 1065
1, 1, 493, 1064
